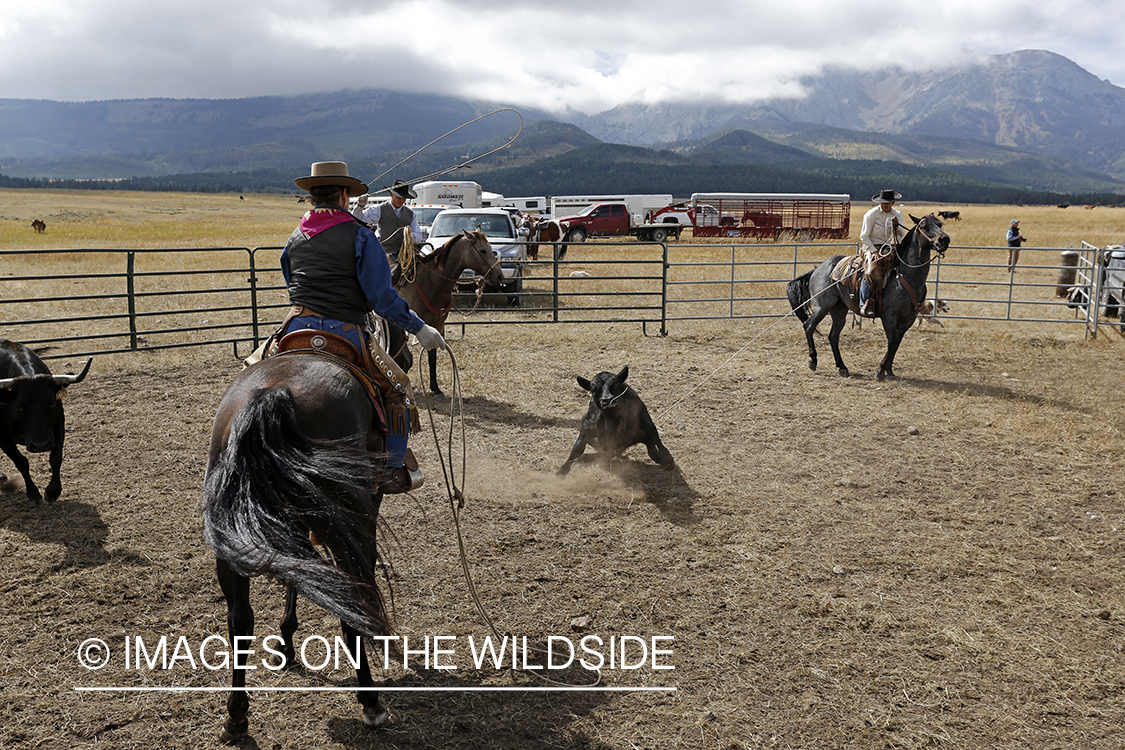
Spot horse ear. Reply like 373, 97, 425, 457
616, 365, 629, 383
909, 214, 922, 224
577, 376, 592, 392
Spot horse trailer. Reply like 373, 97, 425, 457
686, 193, 851, 240
495, 196, 549, 215
549, 193, 673, 223
412, 181, 483, 209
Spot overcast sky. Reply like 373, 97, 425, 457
2, 0, 1122, 114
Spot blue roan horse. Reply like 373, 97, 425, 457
787, 213, 950, 381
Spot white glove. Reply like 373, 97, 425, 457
414, 324, 447, 351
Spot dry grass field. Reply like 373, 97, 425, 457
2, 189, 1125, 750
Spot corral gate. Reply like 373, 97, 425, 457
0, 240, 1113, 362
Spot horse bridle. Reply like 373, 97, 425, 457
895, 216, 948, 268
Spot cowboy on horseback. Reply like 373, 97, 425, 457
282, 161, 447, 493
858, 189, 907, 317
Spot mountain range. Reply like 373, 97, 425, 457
2, 49, 1123, 201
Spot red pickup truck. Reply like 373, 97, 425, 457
557, 202, 684, 243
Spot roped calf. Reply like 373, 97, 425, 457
0, 339, 92, 503
557, 365, 675, 475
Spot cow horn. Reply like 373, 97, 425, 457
52, 357, 93, 385
0, 376, 19, 390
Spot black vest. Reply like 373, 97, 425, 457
377, 203, 414, 257
285, 221, 370, 324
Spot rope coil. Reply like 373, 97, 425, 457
414, 343, 601, 688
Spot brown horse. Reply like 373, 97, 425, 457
391, 229, 504, 394
521, 215, 565, 261
202, 353, 392, 740
31, 219, 46, 233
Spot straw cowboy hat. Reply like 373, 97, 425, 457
872, 189, 902, 203
294, 161, 368, 193
388, 179, 417, 200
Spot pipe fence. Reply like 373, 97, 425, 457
0, 239, 1113, 362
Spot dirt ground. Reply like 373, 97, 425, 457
2, 314, 1125, 750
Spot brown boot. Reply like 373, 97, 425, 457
860, 299, 877, 317
377, 467, 412, 494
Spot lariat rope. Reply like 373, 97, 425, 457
362, 109, 524, 199
413, 344, 601, 688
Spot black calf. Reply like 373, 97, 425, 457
557, 365, 675, 475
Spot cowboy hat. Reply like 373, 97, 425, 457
388, 179, 417, 200
872, 189, 902, 203
294, 161, 368, 193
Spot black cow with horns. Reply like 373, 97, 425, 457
0, 339, 92, 503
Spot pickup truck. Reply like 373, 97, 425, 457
650, 202, 735, 228
557, 202, 685, 243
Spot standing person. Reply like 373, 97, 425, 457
282, 161, 447, 493
1006, 219, 1027, 272
354, 179, 421, 262
858, 189, 907, 317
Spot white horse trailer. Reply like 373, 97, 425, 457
496, 196, 548, 215
412, 181, 482, 209
550, 193, 673, 223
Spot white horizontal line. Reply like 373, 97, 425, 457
75, 686, 676, 693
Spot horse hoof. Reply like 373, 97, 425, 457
838, 368, 850, 378
876, 371, 887, 382
808, 360, 817, 372
268, 649, 296, 669
362, 705, 391, 727
219, 720, 249, 744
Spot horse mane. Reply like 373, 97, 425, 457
420, 230, 484, 271
894, 215, 931, 265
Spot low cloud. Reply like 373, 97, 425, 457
0, 0, 1122, 112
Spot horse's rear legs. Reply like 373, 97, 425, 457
216, 559, 253, 743
341, 621, 390, 728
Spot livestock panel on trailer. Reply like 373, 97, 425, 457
690, 193, 851, 240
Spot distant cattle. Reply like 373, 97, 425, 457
0, 340, 92, 503
1086, 205, 1097, 210
937, 211, 961, 221
1057, 203, 1070, 209
30, 219, 46, 233
557, 365, 675, 476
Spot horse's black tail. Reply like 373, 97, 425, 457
202, 388, 389, 637
787, 270, 814, 323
